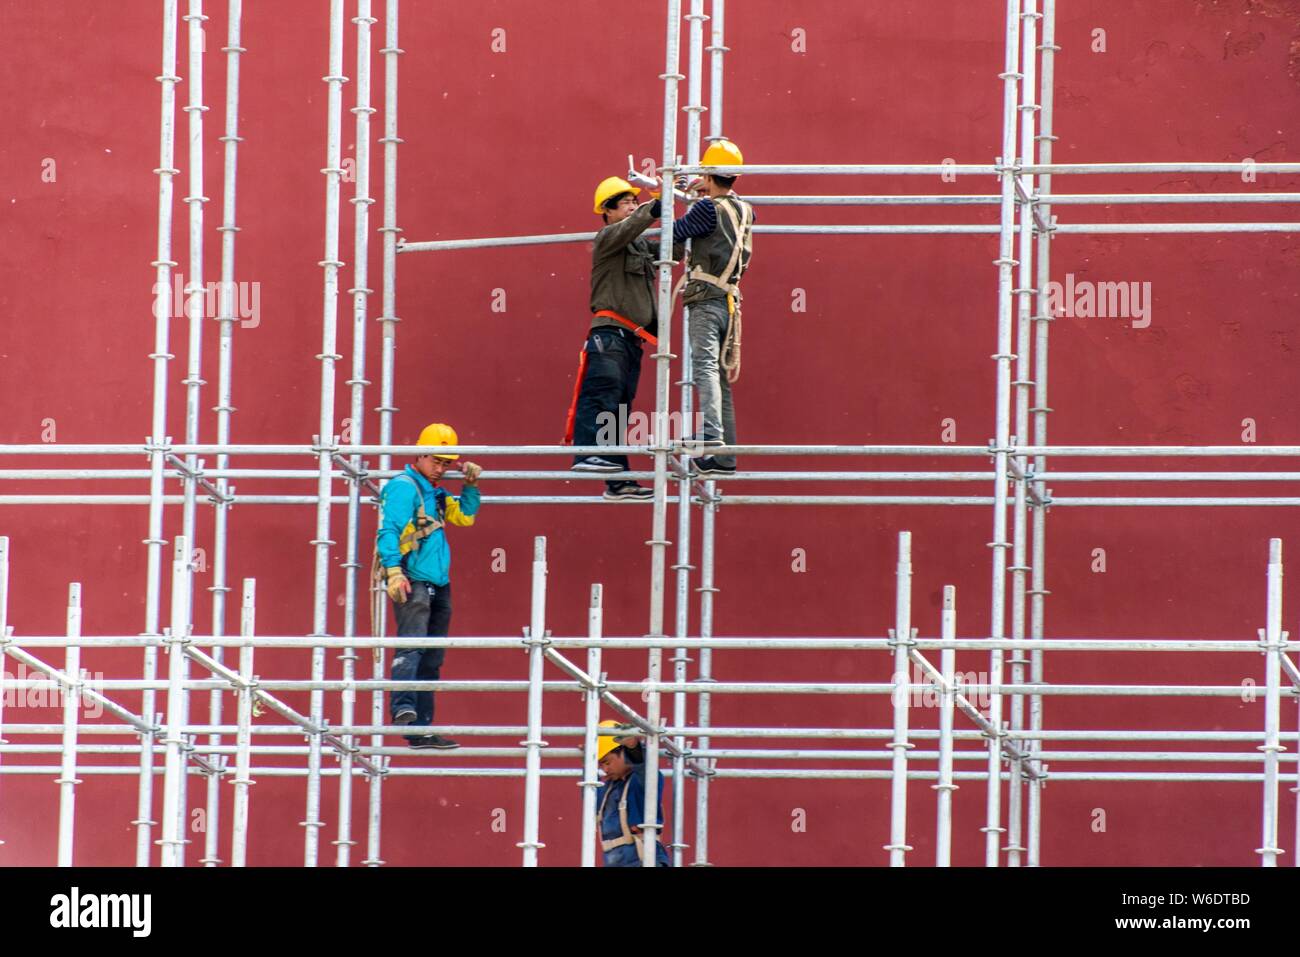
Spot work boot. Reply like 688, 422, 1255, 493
603, 481, 654, 502
571, 456, 624, 473
407, 735, 460, 750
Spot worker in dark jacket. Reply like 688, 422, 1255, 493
565, 175, 714, 501
594, 721, 671, 866
681, 139, 754, 478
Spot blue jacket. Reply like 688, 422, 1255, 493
596, 764, 671, 867
376, 465, 480, 585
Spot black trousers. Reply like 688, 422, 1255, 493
390, 581, 452, 731
571, 328, 643, 474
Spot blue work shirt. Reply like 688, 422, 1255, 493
376, 465, 480, 585
596, 764, 671, 867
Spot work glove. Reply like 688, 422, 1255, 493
461, 461, 482, 486
385, 567, 411, 604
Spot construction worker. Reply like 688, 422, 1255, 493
566, 173, 720, 500
594, 720, 671, 867
681, 139, 754, 478
377, 423, 481, 749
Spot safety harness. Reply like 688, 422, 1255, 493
562, 309, 658, 445
673, 195, 754, 384
367, 473, 446, 642
597, 772, 643, 855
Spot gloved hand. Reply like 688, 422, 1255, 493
385, 567, 411, 604
461, 461, 482, 486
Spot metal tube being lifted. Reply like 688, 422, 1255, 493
305, 0, 348, 868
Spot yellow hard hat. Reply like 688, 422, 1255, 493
596, 719, 629, 761
416, 422, 459, 461
593, 176, 640, 215
701, 139, 743, 170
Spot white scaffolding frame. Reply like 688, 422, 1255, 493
1, 0, 1298, 867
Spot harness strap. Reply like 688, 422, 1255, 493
562, 347, 590, 445
594, 308, 658, 347
597, 775, 641, 852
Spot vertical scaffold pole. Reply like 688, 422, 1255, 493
1006, 0, 1040, 869
56, 583, 83, 867
693, 0, 726, 867
1027, 0, 1058, 868
306, 0, 348, 867
520, 537, 549, 866
230, 578, 256, 867
0, 536, 9, 847
669, 0, 707, 870
934, 585, 958, 866
886, 531, 914, 866
336, 0, 377, 869
706, 0, 726, 144
364, 0, 402, 870
177, 6, 208, 854
203, 0, 244, 868
160, 536, 192, 867
580, 584, 604, 868
1258, 539, 1284, 866
986, 0, 1023, 868
139, 0, 181, 868
643, 0, 684, 869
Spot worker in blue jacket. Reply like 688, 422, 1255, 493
594, 720, 671, 867
376, 422, 481, 749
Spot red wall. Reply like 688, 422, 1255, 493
1, 0, 1298, 865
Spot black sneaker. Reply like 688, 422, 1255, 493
604, 481, 655, 502
392, 708, 417, 725
571, 456, 624, 473
690, 456, 736, 478
407, 735, 460, 750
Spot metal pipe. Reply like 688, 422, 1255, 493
668, 0, 707, 870
520, 537, 548, 866
935, 586, 958, 866
675, 162, 1300, 176
580, 585, 603, 868
1027, 0, 1057, 869
203, 0, 244, 871
1259, 540, 1284, 865
160, 537, 191, 867
139, 0, 181, 869
642, 0, 683, 869
694, 479, 718, 866
335, 0, 377, 870
305, 0, 348, 867
985, 0, 1023, 867
707, 0, 724, 143
0, 538, 8, 850
230, 579, 255, 867
56, 583, 82, 866
887, 532, 914, 865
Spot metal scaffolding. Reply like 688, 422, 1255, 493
0, 0, 1298, 867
